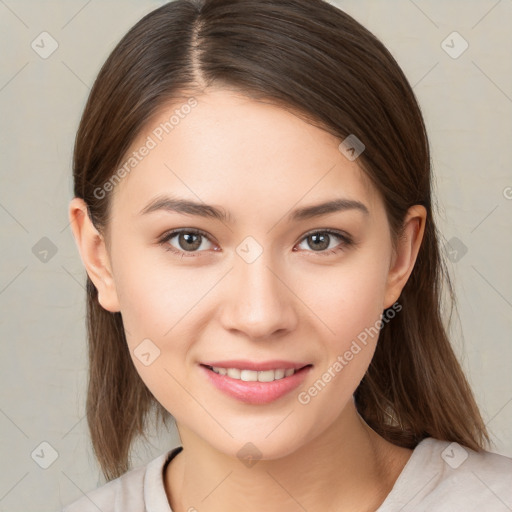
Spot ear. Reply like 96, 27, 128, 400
68, 197, 121, 313
383, 205, 427, 309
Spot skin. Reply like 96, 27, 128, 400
69, 87, 426, 512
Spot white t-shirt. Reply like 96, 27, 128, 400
61, 437, 512, 511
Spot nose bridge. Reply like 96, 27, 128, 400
220, 247, 296, 339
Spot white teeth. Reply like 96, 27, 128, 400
257, 370, 275, 382
240, 370, 258, 381
210, 366, 297, 382
274, 369, 285, 380
226, 368, 241, 379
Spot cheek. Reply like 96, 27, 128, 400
111, 238, 201, 336
111, 258, 198, 411
295, 257, 390, 424
111, 248, 223, 394
304, 251, 390, 349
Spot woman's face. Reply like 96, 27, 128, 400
90, 88, 416, 459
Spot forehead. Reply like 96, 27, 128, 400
110, 88, 380, 221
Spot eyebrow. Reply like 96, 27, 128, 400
139, 195, 369, 223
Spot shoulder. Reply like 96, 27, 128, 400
379, 437, 512, 512
61, 463, 147, 512
61, 447, 182, 512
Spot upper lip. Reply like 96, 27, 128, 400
201, 360, 312, 371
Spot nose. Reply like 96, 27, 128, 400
219, 252, 298, 340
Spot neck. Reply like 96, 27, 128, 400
165, 401, 412, 512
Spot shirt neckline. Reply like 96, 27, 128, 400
144, 438, 433, 512
375, 437, 435, 511
145, 445, 183, 512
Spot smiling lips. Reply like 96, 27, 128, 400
200, 360, 312, 404
207, 366, 296, 382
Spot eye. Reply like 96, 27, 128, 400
158, 229, 217, 257
158, 228, 354, 258
295, 229, 354, 256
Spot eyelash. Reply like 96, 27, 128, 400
157, 228, 354, 259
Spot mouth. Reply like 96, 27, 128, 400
199, 361, 313, 405
201, 364, 311, 382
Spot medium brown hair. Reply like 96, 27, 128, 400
72, 0, 490, 481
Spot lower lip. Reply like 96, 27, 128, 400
200, 364, 312, 405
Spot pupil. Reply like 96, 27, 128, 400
310, 233, 329, 251
180, 233, 201, 251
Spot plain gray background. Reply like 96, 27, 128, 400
0, 1, 511, 511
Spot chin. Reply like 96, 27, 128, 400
195, 413, 325, 464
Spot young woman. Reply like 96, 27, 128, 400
63, 0, 512, 510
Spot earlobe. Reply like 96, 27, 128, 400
383, 205, 427, 309
68, 197, 121, 313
